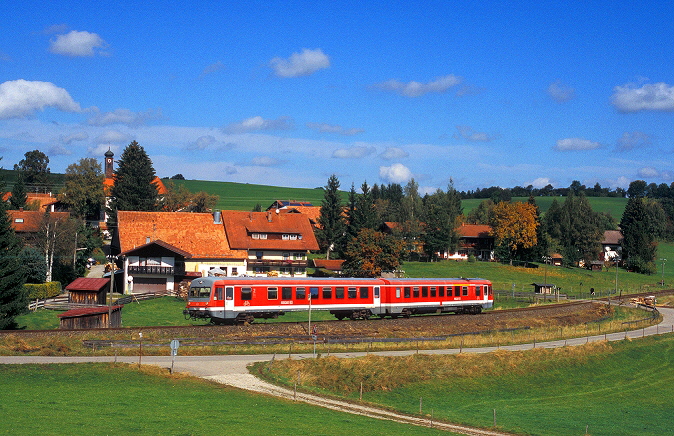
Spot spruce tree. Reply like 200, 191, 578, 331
108, 141, 159, 226
620, 195, 657, 274
9, 173, 27, 210
316, 174, 346, 259
0, 201, 27, 329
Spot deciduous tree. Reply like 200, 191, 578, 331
342, 228, 405, 277
14, 149, 51, 192
490, 201, 538, 260
59, 158, 105, 220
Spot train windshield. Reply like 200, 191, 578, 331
190, 286, 212, 298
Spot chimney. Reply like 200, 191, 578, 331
213, 210, 222, 224
146, 236, 151, 244
267, 211, 273, 222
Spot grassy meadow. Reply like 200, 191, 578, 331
0, 363, 443, 436
462, 196, 629, 220
259, 333, 674, 436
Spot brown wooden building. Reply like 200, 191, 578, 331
58, 305, 123, 329
66, 277, 110, 305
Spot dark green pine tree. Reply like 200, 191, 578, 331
0, 201, 28, 329
620, 195, 657, 274
316, 174, 346, 259
108, 141, 159, 225
9, 173, 27, 210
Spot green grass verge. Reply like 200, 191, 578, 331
261, 333, 674, 436
0, 363, 444, 435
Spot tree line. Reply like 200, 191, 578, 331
316, 175, 665, 278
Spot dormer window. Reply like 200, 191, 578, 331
282, 234, 299, 240
252, 233, 267, 240
14, 218, 24, 223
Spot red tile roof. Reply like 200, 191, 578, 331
313, 259, 344, 271
602, 230, 623, 245
116, 211, 247, 259
222, 210, 319, 251
7, 210, 70, 233
280, 206, 322, 224
457, 224, 493, 238
104, 177, 167, 196
66, 277, 110, 292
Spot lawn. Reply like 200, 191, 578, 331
261, 333, 674, 436
0, 363, 443, 435
463, 196, 628, 221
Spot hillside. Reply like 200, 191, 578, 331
463, 196, 628, 221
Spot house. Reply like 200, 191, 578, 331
7, 209, 71, 243
58, 305, 123, 329
550, 253, 563, 266
440, 224, 495, 261
600, 230, 623, 262
221, 210, 319, 277
267, 200, 322, 229
532, 283, 555, 294
112, 211, 248, 293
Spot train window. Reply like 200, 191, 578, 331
439, 286, 445, 297
360, 287, 369, 299
430, 287, 436, 297
454, 286, 461, 297
374, 287, 379, 298
310, 287, 319, 300
413, 287, 420, 298
322, 287, 332, 299
335, 287, 345, 299
422, 286, 428, 297
396, 287, 401, 298
404, 287, 411, 298
241, 287, 252, 300
475, 286, 481, 297
282, 287, 292, 300
226, 287, 233, 301
462, 286, 468, 296
215, 286, 224, 300
268, 287, 278, 300
296, 287, 306, 299
348, 287, 357, 298
190, 286, 211, 298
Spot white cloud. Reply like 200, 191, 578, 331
374, 74, 462, 97
547, 81, 575, 102
611, 82, 674, 112
0, 79, 81, 119
530, 177, 553, 188
616, 131, 651, 152
379, 147, 409, 160
270, 48, 330, 78
59, 131, 89, 144
554, 138, 601, 151
379, 163, 412, 184
88, 144, 120, 157
252, 156, 280, 166
453, 125, 498, 142
49, 30, 108, 57
199, 61, 226, 78
223, 116, 294, 133
306, 122, 363, 135
332, 145, 376, 159
94, 130, 133, 144
48, 145, 72, 155
186, 135, 217, 150
637, 167, 659, 178
87, 108, 163, 127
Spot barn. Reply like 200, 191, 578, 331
58, 305, 123, 329
66, 277, 110, 305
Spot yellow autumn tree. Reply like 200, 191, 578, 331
490, 202, 538, 259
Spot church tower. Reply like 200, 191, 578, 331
104, 148, 114, 178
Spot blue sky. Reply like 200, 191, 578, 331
1, 1, 673, 194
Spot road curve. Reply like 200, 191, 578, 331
2, 306, 672, 435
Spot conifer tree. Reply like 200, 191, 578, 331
316, 174, 346, 259
9, 173, 27, 210
108, 141, 159, 226
0, 198, 27, 329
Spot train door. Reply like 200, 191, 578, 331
225, 286, 234, 317
374, 286, 380, 313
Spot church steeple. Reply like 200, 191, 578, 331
104, 148, 114, 178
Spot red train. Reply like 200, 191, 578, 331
184, 276, 493, 324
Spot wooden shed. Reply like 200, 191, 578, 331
532, 283, 555, 294
66, 277, 110, 305
58, 305, 123, 329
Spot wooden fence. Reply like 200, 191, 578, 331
29, 291, 179, 311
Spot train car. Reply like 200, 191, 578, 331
184, 276, 493, 324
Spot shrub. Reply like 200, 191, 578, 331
25, 282, 62, 300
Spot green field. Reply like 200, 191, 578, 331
169, 178, 340, 211
462, 196, 629, 220
261, 333, 674, 436
0, 363, 443, 435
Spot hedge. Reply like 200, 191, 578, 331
25, 282, 62, 300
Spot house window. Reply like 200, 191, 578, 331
283, 252, 290, 260
252, 233, 268, 240
231, 267, 238, 276
14, 218, 24, 223
256, 251, 263, 260
280, 266, 291, 275
282, 234, 299, 240
293, 253, 305, 261
295, 267, 305, 275
282, 234, 289, 240
254, 266, 269, 274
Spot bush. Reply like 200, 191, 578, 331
25, 282, 62, 300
